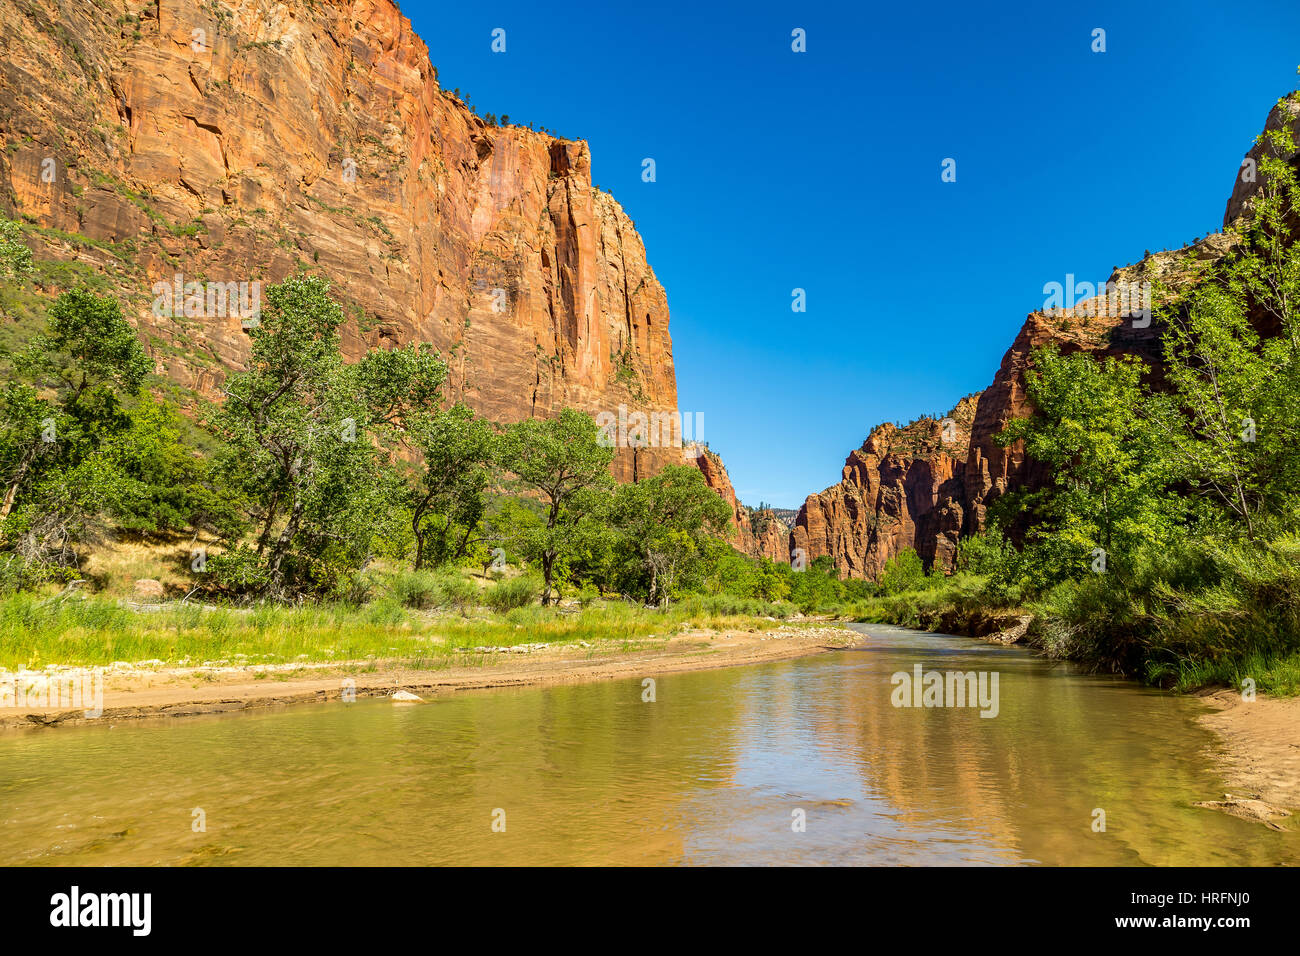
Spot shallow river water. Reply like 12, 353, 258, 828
3, 624, 1296, 865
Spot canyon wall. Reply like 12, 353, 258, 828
0, 0, 676, 484
792, 97, 1300, 580
693, 447, 789, 562
791, 396, 976, 579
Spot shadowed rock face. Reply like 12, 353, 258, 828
792, 97, 1299, 581
0, 0, 675, 482
791, 396, 976, 580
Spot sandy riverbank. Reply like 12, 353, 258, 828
1193, 689, 1300, 829
0, 623, 861, 730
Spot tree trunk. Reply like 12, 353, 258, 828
0, 442, 38, 519
266, 495, 303, 594
541, 550, 556, 606
255, 487, 281, 556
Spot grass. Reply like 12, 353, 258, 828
1160, 650, 1300, 696
0, 538, 794, 669
850, 552, 1300, 697
81, 536, 197, 598
483, 574, 542, 612
0, 591, 794, 671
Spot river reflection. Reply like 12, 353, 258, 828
2, 624, 1296, 865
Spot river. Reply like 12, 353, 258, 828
2, 624, 1296, 865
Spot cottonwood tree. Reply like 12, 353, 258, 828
997, 347, 1186, 587
1144, 90, 1300, 535
1150, 284, 1272, 537
608, 464, 731, 606
0, 288, 149, 580
498, 409, 614, 604
209, 276, 444, 597
411, 403, 497, 570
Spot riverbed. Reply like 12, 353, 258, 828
2, 624, 1296, 865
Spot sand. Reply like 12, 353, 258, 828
0, 623, 861, 729
1193, 688, 1300, 828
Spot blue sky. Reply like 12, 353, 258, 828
406, 0, 1300, 508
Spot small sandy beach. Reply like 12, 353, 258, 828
0, 623, 861, 730
1194, 689, 1300, 827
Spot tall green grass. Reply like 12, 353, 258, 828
852, 539, 1300, 696
0, 590, 791, 670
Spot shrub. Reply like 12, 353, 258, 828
484, 574, 542, 612
879, 548, 926, 594
389, 569, 439, 609
392, 569, 477, 612
433, 572, 478, 613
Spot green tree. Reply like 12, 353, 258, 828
411, 403, 497, 570
879, 548, 926, 594
608, 464, 732, 605
1150, 284, 1272, 536
996, 347, 1185, 587
788, 553, 843, 610
109, 394, 246, 539
0, 288, 148, 578
0, 216, 32, 280
209, 276, 444, 597
498, 409, 614, 603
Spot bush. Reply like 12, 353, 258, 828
484, 574, 541, 612
390, 569, 439, 609
879, 548, 926, 594
392, 569, 477, 612
206, 545, 270, 595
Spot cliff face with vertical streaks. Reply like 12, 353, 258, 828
0, 0, 675, 484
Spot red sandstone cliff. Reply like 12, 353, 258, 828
0, 0, 674, 483
793, 97, 1300, 580
791, 396, 976, 579
692, 446, 789, 561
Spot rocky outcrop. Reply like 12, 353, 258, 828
0, 0, 676, 482
1224, 96, 1300, 227
793, 96, 1298, 580
791, 396, 976, 579
692, 446, 789, 561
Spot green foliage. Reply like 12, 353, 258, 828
0, 217, 33, 280
207, 276, 445, 598
0, 287, 151, 579
411, 403, 496, 570
483, 574, 542, 612
967, 86, 1300, 688
606, 464, 732, 606
108, 394, 246, 537
498, 408, 615, 603
19, 287, 151, 405
879, 548, 926, 595
996, 347, 1187, 589
390, 568, 478, 612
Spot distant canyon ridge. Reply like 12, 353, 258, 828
1, 0, 1295, 576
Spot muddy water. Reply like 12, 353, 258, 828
2, 624, 1296, 865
